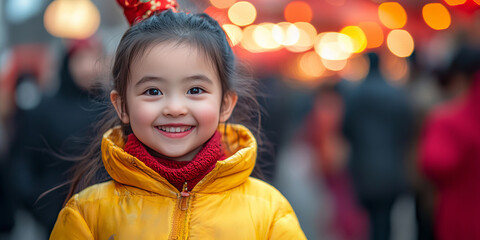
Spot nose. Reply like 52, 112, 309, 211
162, 96, 188, 117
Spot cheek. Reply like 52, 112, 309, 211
128, 101, 158, 125
193, 102, 221, 123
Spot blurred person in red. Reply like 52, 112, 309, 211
420, 45, 480, 240
306, 85, 368, 240
7, 37, 105, 237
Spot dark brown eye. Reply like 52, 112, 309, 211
146, 88, 162, 95
187, 87, 204, 95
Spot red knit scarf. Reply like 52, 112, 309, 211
124, 131, 225, 192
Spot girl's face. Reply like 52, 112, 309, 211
111, 42, 236, 161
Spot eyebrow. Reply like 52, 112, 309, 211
134, 74, 214, 87
184, 74, 214, 85
134, 76, 165, 88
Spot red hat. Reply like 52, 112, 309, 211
116, 0, 178, 26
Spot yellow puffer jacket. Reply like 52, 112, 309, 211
50, 124, 306, 240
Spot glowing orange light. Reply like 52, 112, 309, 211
378, 2, 407, 29
321, 58, 348, 71
228, 1, 256, 26
210, 0, 237, 9
284, 1, 313, 23
272, 22, 300, 46
340, 26, 367, 53
222, 24, 243, 46
443, 0, 466, 6
44, 0, 100, 39
340, 54, 370, 82
358, 21, 384, 49
381, 53, 409, 83
314, 32, 354, 61
285, 54, 327, 85
286, 22, 317, 52
299, 51, 325, 78
423, 3, 451, 30
475, 0, 480, 5
386, 29, 414, 58
254, 23, 282, 50
240, 25, 263, 53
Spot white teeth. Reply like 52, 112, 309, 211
159, 126, 192, 133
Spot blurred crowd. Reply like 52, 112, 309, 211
0, 36, 108, 239
1, 1, 480, 240
273, 43, 480, 240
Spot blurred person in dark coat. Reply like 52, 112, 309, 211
341, 52, 413, 240
420, 46, 480, 240
1, 72, 42, 236
7, 37, 105, 236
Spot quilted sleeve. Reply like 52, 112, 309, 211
50, 201, 94, 240
269, 194, 307, 240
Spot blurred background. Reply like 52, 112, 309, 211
1, 0, 480, 239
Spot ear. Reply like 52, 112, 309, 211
219, 91, 238, 123
110, 90, 130, 124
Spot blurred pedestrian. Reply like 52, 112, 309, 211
342, 52, 414, 240
8, 36, 105, 237
308, 85, 368, 240
420, 46, 480, 240
1, 72, 42, 237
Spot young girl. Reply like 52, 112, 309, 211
50, 0, 305, 239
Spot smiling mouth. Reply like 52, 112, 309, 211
157, 126, 193, 133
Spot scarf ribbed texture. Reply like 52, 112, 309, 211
124, 131, 225, 192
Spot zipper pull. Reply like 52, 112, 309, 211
180, 182, 190, 211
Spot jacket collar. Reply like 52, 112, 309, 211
101, 124, 257, 197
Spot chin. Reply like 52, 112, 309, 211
161, 150, 193, 161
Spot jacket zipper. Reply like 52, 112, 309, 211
180, 182, 190, 210
128, 159, 192, 238
170, 182, 191, 240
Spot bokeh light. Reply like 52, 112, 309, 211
210, 0, 237, 9
340, 54, 370, 82
272, 22, 300, 46
285, 22, 317, 52
386, 29, 414, 58
284, 1, 313, 23
443, 0, 467, 6
378, 2, 407, 29
222, 24, 243, 46
299, 51, 325, 78
381, 53, 410, 83
228, 1, 257, 26
475, 0, 480, 5
314, 32, 354, 60
321, 58, 348, 71
358, 21, 384, 49
254, 23, 282, 50
423, 3, 451, 30
340, 26, 367, 53
44, 0, 100, 39
240, 25, 263, 52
